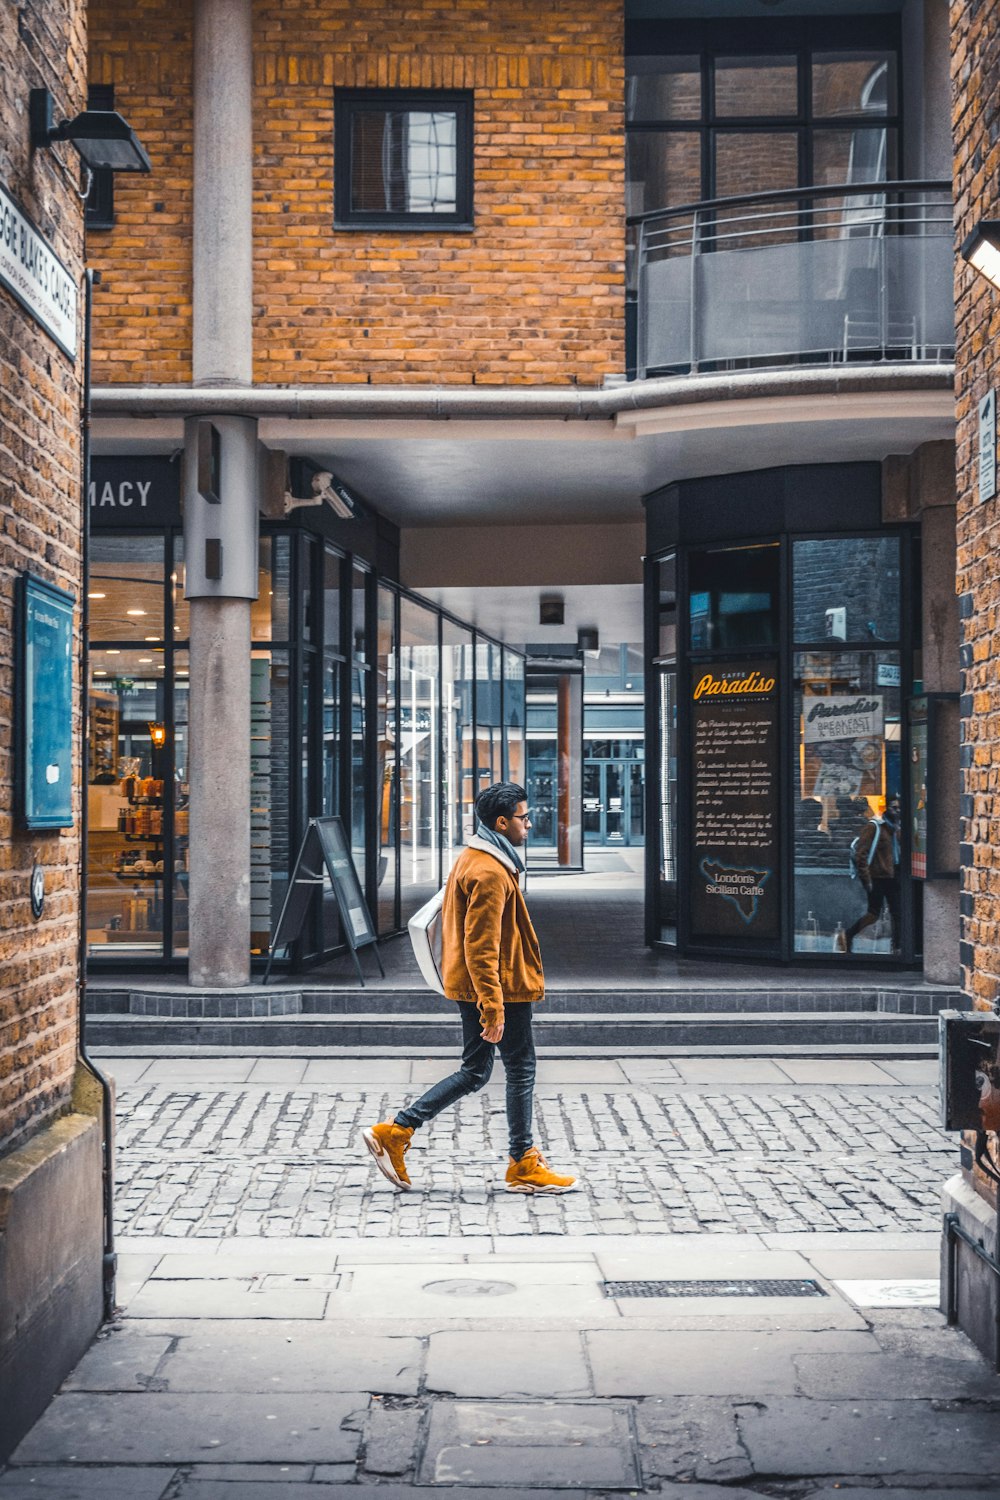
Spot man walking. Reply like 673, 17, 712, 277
846, 794, 902, 952
362, 782, 575, 1195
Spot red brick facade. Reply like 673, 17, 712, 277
87, 0, 625, 387
953, 0, 1000, 1204
0, 0, 86, 1150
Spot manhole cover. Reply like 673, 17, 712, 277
423, 1278, 517, 1298
603, 1278, 826, 1299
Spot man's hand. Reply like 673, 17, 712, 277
481, 1021, 504, 1044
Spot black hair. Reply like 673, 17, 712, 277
474, 781, 528, 831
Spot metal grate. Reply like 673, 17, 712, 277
602, 1278, 826, 1299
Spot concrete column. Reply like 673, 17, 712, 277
186, 0, 256, 987
901, 0, 950, 180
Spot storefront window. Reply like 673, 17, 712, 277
87, 650, 167, 955
249, 650, 290, 957
657, 555, 677, 660
173, 656, 189, 956
793, 537, 900, 643
793, 649, 901, 954
442, 619, 474, 869
90, 535, 165, 643
377, 586, 399, 931
400, 598, 440, 921
688, 543, 779, 650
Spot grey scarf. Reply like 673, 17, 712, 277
476, 820, 525, 875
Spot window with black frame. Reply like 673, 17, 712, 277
334, 89, 474, 229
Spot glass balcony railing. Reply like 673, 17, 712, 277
627, 180, 954, 381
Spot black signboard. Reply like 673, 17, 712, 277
690, 660, 779, 940
90, 455, 181, 528
263, 816, 384, 984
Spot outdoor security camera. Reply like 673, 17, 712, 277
283, 469, 356, 519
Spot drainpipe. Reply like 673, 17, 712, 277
78, 267, 118, 1320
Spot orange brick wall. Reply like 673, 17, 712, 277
88, 0, 625, 387
0, 0, 86, 1152
87, 0, 193, 384
953, 0, 1000, 1207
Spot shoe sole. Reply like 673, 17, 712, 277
504, 1182, 576, 1194
361, 1127, 411, 1191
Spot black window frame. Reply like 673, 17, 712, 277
334, 88, 474, 231
85, 84, 116, 231
625, 15, 902, 210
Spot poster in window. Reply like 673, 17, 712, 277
801, 691, 884, 800
17, 574, 75, 829
690, 661, 779, 940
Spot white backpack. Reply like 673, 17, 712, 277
408, 887, 445, 994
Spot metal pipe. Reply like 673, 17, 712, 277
92, 362, 956, 423
78, 268, 118, 1320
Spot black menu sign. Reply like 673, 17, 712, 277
691, 661, 779, 940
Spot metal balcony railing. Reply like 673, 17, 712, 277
628, 180, 954, 380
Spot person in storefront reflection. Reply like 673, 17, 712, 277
361, 782, 576, 1196
844, 795, 902, 954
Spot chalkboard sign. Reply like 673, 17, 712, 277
690, 661, 779, 940
263, 816, 384, 985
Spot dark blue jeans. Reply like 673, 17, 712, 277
394, 1000, 536, 1161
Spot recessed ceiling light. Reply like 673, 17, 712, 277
127, 609, 146, 617
145, 635, 161, 642
106, 649, 120, 655
138, 657, 153, 663
87, 591, 106, 599
94, 670, 107, 676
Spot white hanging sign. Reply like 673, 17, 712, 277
980, 390, 997, 503
0, 183, 77, 359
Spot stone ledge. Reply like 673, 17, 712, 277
940, 1172, 1000, 1369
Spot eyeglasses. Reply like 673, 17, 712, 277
509, 813, 532, 823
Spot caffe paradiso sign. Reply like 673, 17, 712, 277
0, 184, 77, 359
693, 669, 776, 701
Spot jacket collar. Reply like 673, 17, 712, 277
467, 834, 523, 881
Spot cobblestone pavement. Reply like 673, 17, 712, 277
113, 1080, 953, 1239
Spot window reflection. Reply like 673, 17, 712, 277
794, 649, 901, 954
442, 620, 475, 872
352, 109, 458, 215
89, 535, 164, 642
793, 537, 900, 643
400, 598, 440, 923
689, 544, 779, 650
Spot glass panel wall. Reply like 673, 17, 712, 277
87, 650, 167, 955
89, 534, 165, 642
400, 598, 440, 921
475, 639, 503, 796
504, 648, 525, 786
376, 586, 399, 932
173, 654, 189, 955
442, 619, 475, 870
350, 565, 371, 891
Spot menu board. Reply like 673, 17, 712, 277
691, 661, 779, 940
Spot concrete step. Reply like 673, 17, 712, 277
84, 1009, 940, 1051
87, 984, 960, 1019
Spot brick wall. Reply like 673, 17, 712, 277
87, 0, 625, 387
953, 0, 1000, 1205
0, 0, 86, 1152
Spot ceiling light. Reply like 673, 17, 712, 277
87, 591, 106, 599
29, 89, 152, 173
961, 220, 1000, 292
127, 609, 146, 616
144, 635, 161, 642
106, 649, 120, 655
138, 657, 153, 663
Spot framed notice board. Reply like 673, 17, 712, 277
263, 816, 384, 984
17, 573, 75, 829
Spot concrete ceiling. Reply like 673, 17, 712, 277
418, 582, 646, 652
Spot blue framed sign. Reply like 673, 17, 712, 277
17, 573, 75, 829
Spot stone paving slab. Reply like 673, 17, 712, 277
12, 1393, 365, 1465
737, 1398, 1000, 1476
793, 1350, 1000, 1400
426, 1331, 591, 1397
0, 1470, 174, 1500
126, 1278, 330, 1321
586, 1328, 877, 1396
63, 1331, 174, 1391
326, 1261, 608, 1322
159, 1328, 423, 1394
418, 1401, 640, 1489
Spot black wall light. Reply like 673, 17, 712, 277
30, 88, 151, 173
961, 221, 1000, 295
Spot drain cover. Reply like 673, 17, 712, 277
423, 1278, 517, 1298
603, 1278, 826, 1299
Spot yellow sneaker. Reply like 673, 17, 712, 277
362, 1119, 414, 1191
505, 1146, 576, 1195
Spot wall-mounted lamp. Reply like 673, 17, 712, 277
577, 627, 600, 658
29, 88, 151, 173
961, 220, 1000, 294
147, 722, 168, 749
539, 596, 564, 626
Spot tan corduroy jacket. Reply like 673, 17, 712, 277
440, 840, 544, 1028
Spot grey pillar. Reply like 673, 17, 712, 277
186, 0, 256, 987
